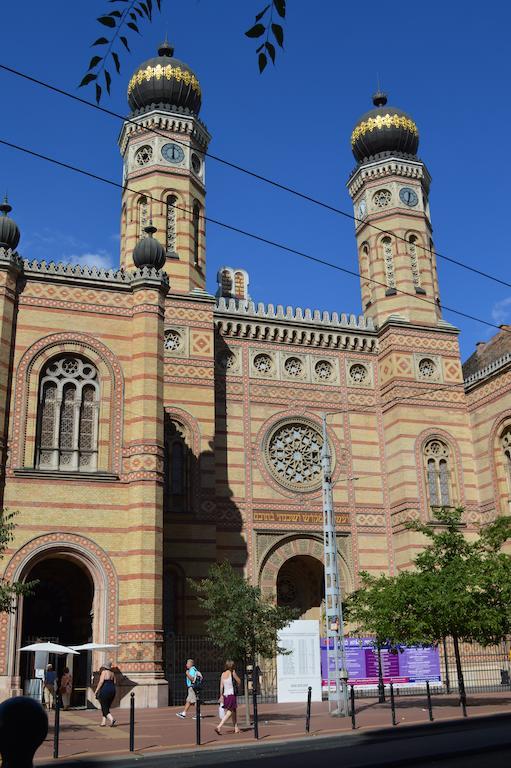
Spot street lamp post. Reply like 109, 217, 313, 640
321, 413, 350, 717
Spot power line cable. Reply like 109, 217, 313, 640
1, 62, 510, 291
0, 134, 508, 338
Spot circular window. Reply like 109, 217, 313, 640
418, 358, 436, 378
253, 353, 273, 374
315, 360, 333, 381
217, 351, 236, 370
373, 189, 392, 208
265, 419, 324, 491
164, 329, 182, 352
284, 357, 303, 377
349, 363, 368, 384
135, 145, 153, 166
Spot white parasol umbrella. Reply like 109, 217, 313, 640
70, 643, 119, 651
20, 641, 79, 655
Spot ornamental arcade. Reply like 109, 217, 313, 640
0, 46, 510, 706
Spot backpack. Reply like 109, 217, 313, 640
192, 671, 203, 693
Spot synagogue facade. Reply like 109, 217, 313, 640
0, 42, 510, 705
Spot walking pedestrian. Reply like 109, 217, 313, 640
176, 658, 202, 719
59, 667, 73, 710
215, 660, 240, 735
43, 664, 57, 710
94, 661, 116, 727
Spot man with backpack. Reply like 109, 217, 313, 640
176, 658, 203, 719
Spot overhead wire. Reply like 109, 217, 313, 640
0, 135, 508, 337
0, 62, 510, 290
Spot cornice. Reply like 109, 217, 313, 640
464, 351, 511, 391
214, 297, 378, 351
377, 315, 460, 338
118, 107, 211, 155
347, 155, 431, 198
0, 247, 24, 272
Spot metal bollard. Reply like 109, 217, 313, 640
253, 683, 259, 739
53, 693, 60, 759
389, 683, 397, 726
460, 687, 467, 718
305, 686, 312, 733
426, 681, 434, 722
129, 692, 135, 752
196, 693, 201, 745
350, 685, 356, 730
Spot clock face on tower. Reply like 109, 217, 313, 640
161, 143, 185, 164
399, 187, 419, 207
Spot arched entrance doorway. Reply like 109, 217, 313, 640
277, 555, 324, 620
20, 557, 94, 698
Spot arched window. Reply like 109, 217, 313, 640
424, 439, 452, 508
221, 268, 233, 296
360, 242, 372, 307
234, 271, 245, 299
192, 201, 200, 267
166, 194, 177, 254
408, 235, 421, 289
36, 356, 99, 471
381, 236, 396, 291
138, 195, 149, 238
164, 418, 189, 513
500, 427, 511, 492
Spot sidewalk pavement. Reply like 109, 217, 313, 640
35, 691, 511, 764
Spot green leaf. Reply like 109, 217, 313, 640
134, 6, 144, 17
96, 83, 102, 104
111, 51, 121, 74
271, 22, 284, 47
245, 23, 265, 38
255, 4, 270, 21
108, 10, 122, 17
265, 41, 276, 64
274, 0, 286, 18
129, 11, 137, 20
147, 0, 153, 18
120, 36, 130, 52
140, 2, 150, 17
155, 0, 161, 8
258, 52, 268, 73
104, 69, 112, 94
92, 37, 109, 46
97, 15, 116, 27
256, 43, 265, 53
127, 22, 140, 33
79, 73, 97, 87
88, 55, 102, 71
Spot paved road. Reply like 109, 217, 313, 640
46, 712, 511, 768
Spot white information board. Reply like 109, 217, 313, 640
276, 619, 322, 703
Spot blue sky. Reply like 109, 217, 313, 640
1, 1, 509, 360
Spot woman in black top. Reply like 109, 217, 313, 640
94, 661, 116, 727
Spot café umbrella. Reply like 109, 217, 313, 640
19, 642, 79, 655
70, 643, 119, 651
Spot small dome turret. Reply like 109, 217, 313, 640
132, 223, 166, 270
127, 42, 201, 114
351, 92, 419, 163
0, 196, 20, 250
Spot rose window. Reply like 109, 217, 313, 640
164, 329, 182, 352
349, 363, 368, 384
284, 357, 303, 377
218, 351, 236, 370
135, 145, 153, 166
315, 360, 333, 380
266, 420, 324, 490
373, 189, 392, 208
253, 353, 273, 374
418, 358, 436, 378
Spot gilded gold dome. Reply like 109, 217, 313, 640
351, 92, 419, 163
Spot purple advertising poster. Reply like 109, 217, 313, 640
320, 638, 441, 687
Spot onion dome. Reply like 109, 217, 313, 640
0, 196, 20, 250
133, 223, 166, 270
127, 40, 201, 114
351, 91, 419, 163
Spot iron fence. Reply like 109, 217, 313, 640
165, 634, 511, 704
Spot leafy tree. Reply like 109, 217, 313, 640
82, 0, 287, 102
0, 510, 36, 613
345, 507, 511, 705
190, 561, 297, 721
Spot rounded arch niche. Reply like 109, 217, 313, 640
0, 534, 118, 680
259, 535, 352, 603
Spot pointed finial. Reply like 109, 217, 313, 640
0, 194, 12, 217
144, 220, 157, 237
158, 38, 174, 57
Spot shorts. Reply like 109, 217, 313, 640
186, 687, 197, 704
